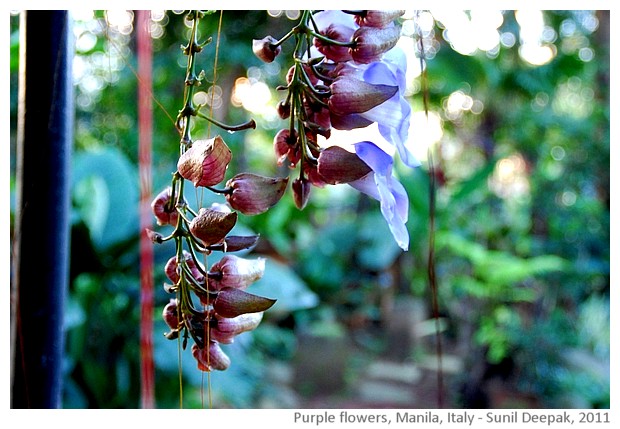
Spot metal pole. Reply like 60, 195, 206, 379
11, 10, 74, 408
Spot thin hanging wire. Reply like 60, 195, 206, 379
416, 9, 444, 409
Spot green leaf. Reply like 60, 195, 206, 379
437, 231, 566, 289
478, 253, 567, 286
448, 159, 497, 205
72, 147, 138, 251
73, 175, 109, 244
453, 275, 494, 299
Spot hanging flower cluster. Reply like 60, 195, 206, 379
253, 10, 417, 250
149, 11, 283, 372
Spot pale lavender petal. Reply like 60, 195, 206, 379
349, 172, 380, 201
378, 99, 420, 168
381, 47, 408, 91
361, 95, 403, 130
359, 55, 418, 168
363, 60, 397, 86
351, 141, 409, 250
354, 139, 392, 173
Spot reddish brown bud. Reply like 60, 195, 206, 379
317, 146, 372, 184
252, 36, 281, 63
354, 10, 405, 28
192, 342, 231, 372
314, 23, 355, 62
151, 187, 180, 227
329, 75, 398, 115
286, 64, 319, 86
213, 287, 276, 318
189, 208, 238, 246
162, 299, 179, 330
208, 255, 265, 291
225, 173, 289, 215
177, 136, 232, 187
292, 178, 311, 210
350, 25, 401, 64
222, 235, 260, 252
274, 129, 300, 168
210, 312, 263, 344
307, 107, 332, 135
164, 250, 205, 284
146, 228, 164, 243
303, 163, 328, 188
277, 100, 291, 119
330, 111, 374, 130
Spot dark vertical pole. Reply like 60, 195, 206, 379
11, 10, 73, 408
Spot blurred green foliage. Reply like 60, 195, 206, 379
9, 10, 609, 408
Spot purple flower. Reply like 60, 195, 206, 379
311, 10, 414, 169
349, 47, 417, 169
350, 141, 410, 251
276, 10, 420, 250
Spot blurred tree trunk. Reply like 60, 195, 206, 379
11, 10, 74, 408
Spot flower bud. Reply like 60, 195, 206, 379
208, 255, 265, 291
350, 25, 401, 64
162, 299, 179, 330
330, 111, 374, 130
146, 228, 164, 243
313, 22, 355, 62
225, 173, 289, 215
252, 36, 281, 63
209, 202, 233, 214
307, 107, 332, 136
292, 177, 311, 210
213, 287, 276, 318
329, 75, 398, 115
192, 342, 231, 371
224, 235, 261, 252
177, 136, 232, 187
303, 163, 328, 188
151, 187, 180, 227
210, 312, 263, 344
274, 129, 300, 167
189, 208, 238, 246
286, 64, 319, 86
354, 10, 405, 28
317, 146, 372, 184
164, 250, 205, 284
277, 100, 291, 119
202, 235, 259, 253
